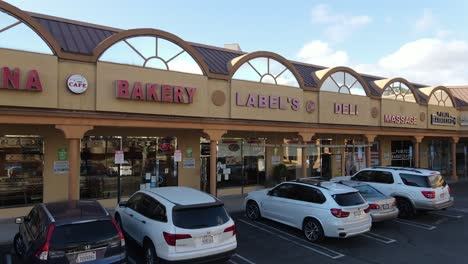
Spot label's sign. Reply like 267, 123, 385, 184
460, 114, 468, 126
235, 92, 300, 111
431, 112, 457, 126
334, 103, 359, 115
384, 114, 417, 125
114, 150, 124, 164
115, 80, 196, 104
67, 74, 88, 94
57, 147, 68, 161
54, 161, 69, 174
1, 67, 42, 91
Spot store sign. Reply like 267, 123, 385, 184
431, 112, 457, 126
114, 150, 124, 164
1, 67, 43, 91
115, 80, 196, 104
235, 92, 300, 111
384, 114, 417, 125
334, 103, 359, 115
460, 114, 468, 126
67, 74, 88, 94
54, 161, 69, 174
57, 147, 68, 161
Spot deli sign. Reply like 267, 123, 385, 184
116, 80, 196, 104
1, 67, 43, 92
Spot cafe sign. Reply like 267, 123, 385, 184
431, 112, 456, 126
116, 80, 196, 104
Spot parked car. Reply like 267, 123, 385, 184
114, 187, 237, 264
244, 179, 372, 243
332, 167, 454, 218
337, 180, 398, 222
13, 200, 126, 263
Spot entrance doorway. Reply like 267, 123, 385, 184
391, 140, 413, 167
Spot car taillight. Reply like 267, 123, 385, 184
421, 191, 436, 199
35, 224, 55, 260
447, 186, 451, 195
392, 199, 396, 207
111, 217, 125, 247
224, 224, 236, 236
368, 204, 380, 210
163, 232, 192, 246
330, 208, 350, 218
364, 206, 370, 213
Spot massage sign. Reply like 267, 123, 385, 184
431, 112, 457, 126
115, 80, 196, 104
1, 67, 43, 91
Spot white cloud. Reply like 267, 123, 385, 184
297, 40, 349, 67
310, 4, 371, 42
297, 38, 468, 86
414, 9, 435, 32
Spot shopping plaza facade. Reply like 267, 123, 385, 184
0, 1, 467, 218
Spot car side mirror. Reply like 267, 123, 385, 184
15, 217, 24, 224
118, 201, 128, 208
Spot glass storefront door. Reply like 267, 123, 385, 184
391, 140, 413, 167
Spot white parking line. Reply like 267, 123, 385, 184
429, 211, 463, 219
233, 254, 256, 264
392, 219, 436, 230
360, 232, 396, 244
238, 219, 345, 259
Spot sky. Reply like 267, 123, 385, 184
4, 0, 468, 86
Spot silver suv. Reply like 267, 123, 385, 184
333, 167, 454, 218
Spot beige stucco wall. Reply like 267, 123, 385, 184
459, 111, 468, 131
58, 61, 96, 110
96, 62, 209, 117
381, 100, 427, 129
0, 49, 58, 108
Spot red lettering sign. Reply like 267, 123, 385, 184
1, 67, 42, 92
383, 114, 417, 125
115, 80, 196, 104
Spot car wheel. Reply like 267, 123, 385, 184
303, 218, 324, 243
396, 197, 416, 218
13, 233, 25, 256
246, 201, 261, 220
144, 240, 159, 264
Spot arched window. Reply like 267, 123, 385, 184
429, 89, 454, 107
0, 10, 53, 54
382, 82, 416, 102
98, 36, 203, 75
232, 57, 300, 87
321, 71, 366, 96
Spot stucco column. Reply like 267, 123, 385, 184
364, 134, 377, 168
56, 125, 93, 201
299, 132, 315, 178
203, 129, 226, 196
413, 136, 424, 168
452, 137, 459, 181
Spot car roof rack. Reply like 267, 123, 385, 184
292, 177, 329, 190
371, 166, 424, 174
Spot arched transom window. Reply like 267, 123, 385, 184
428, 89, 454, 107
232, 57, 300, 87
98, 36, 203, 75
0, 10, 53, 54
382, 82, 416, 102
321, 71, 366, 96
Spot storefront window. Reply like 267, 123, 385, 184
0, 10, 53, 54
81, 136, 177, 199
0, 136, 43, 208
232, 57, 300, 87
391, 140, 414, 167
344, 139, 366, 176
217, 138, 265, 188
283, 141, 301, 180
428, 140, 450, 174
321, 71, 366, 96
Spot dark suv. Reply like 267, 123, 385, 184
13, 200, 126, 263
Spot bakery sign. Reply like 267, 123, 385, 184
431, 112, 457, 126
115, 80, 196, 104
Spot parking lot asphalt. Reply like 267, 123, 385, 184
2, 181, 468, 264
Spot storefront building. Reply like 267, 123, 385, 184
0, 1, 467, 218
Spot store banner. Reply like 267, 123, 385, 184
54, 161, 69, 174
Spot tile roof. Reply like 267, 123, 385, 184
18, 12, 467, 107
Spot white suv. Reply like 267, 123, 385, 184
244, 179, 372, 242
333, 167, 454, 218
115, 187, 237, 264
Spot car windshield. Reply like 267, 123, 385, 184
172, 205, 230, 229
332, 192, 366, 206
353, 185, 383, 199
50, 220, 118, 249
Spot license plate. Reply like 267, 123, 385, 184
77, 251, 96, 263
440, 193, 445, 199
354, 211, 362, 216
383, 204, 389, 209
202, 235, 213, 244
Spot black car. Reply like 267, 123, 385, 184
13, 200, 126, 263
